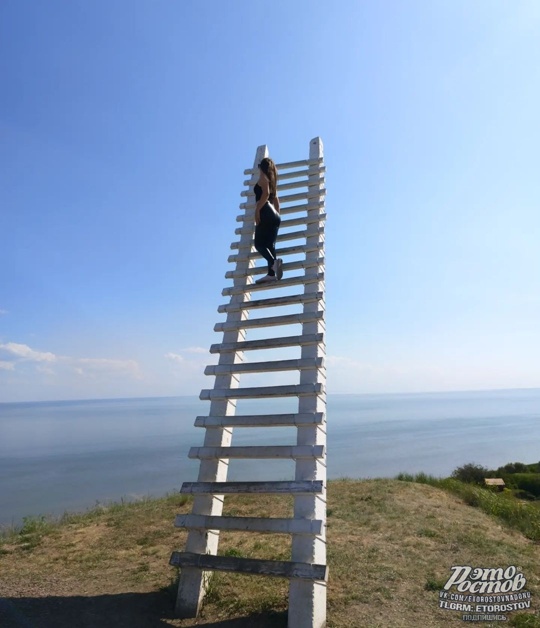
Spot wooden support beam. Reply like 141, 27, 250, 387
214, 311, 323, 332
204, 357, 324, 376
200, 383, 324, 400
210, 333, 324, 354
243, 167, 326, 185
180, 480, 324, 495
236, 201, 325, 221
170, 552, 328, 581
194, 412, 325, 428
228, 242, 323, 263
235, 213, 326, 235
231, 226, 324, 250
218, 291, 324, 314
222, 272, 324, 297
225, 256, 324, 279
244, 157, 323, 174
188, 445, 325, 460
175, 514, 324, 535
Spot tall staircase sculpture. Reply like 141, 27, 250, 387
170, 137, 327, 628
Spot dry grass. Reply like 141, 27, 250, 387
0, 480, 539, 627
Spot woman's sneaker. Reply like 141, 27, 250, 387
273, 258, 283, 280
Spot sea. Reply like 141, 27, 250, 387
1, 389, 539, 528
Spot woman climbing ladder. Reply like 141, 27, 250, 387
254, 157, 283, 284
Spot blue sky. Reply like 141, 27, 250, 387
1, 1, 539, 402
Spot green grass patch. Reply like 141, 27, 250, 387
396, 473, 540, 541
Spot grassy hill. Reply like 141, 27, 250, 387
1, 479, 539, 627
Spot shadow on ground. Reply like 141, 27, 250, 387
0, 592, 288, 628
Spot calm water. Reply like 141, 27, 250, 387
1, 390, 539, 527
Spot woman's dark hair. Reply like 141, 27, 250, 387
259, 157, 278, 201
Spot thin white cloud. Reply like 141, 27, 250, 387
0, 309, 7, 316
0, 342, 141, 380
182, 347, 208, 354
0, 342, 57, 364
71, 357, 141, 379
165, 352, 184, 363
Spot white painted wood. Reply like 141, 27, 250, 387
235, 213, 326, 235
170, 552, 328, 581
225, 255, 324, 279
222, 272, 324, 296
200, 383, 324, 400
175, 514, 324, 535
239, 188, 326, 209
174, 144, 268, 620
243, 180, 307, 197
228, 242, 324, 263
214, 310, 323, 332
231, 225, 324, 250
209, 332, 324, 354
288, 136, 327, 628
243, 167, 326, 185
194, 412, 325, 428
188, 445, 325, 460
241, 177, 324, 197
205, 357, 324, 376
180, 480, 324, 495
218, 291, 324, 313
243, 157, 323, 174
174, 139, 328, 626
236, 200, 325, 221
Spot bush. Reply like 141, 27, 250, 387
508, 473, 540, 499
451, 463, 491, 485
497, 462, 530, 475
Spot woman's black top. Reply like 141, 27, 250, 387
254, 183, 275, 203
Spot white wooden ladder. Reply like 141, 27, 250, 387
170, 137, 327, 628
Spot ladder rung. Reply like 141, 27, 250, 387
225, 256, 324, 279
210, 333, 324, 354
274, 187, 324, 204
200, 383, 324, 400
180, 480, 324, 495
243, 167, 325, 185
218, 291, 323, 314
169, 552, 328, 581
244, 157, 323, 174
278, 166, 325, 179
204, 357, 324, 376
222, 272, 324, 297
231, 226, 324, 250
188, 445, 325, 460
235, 213, 326, 235
241, 178, 321, 197
175, 514, 323, 535
228, 242, 323, 263
194, 412, 325, 428
214, 311, 323, 332
237, 201, 325, 222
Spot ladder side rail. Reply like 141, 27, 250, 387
175, 144, 268, 619
289, 137, 328, 628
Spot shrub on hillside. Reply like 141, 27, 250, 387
506, 473, 540, 499
496, 462, 530, 475
451, 463, 491, 485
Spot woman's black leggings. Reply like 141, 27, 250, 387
254, 203, 281, 276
